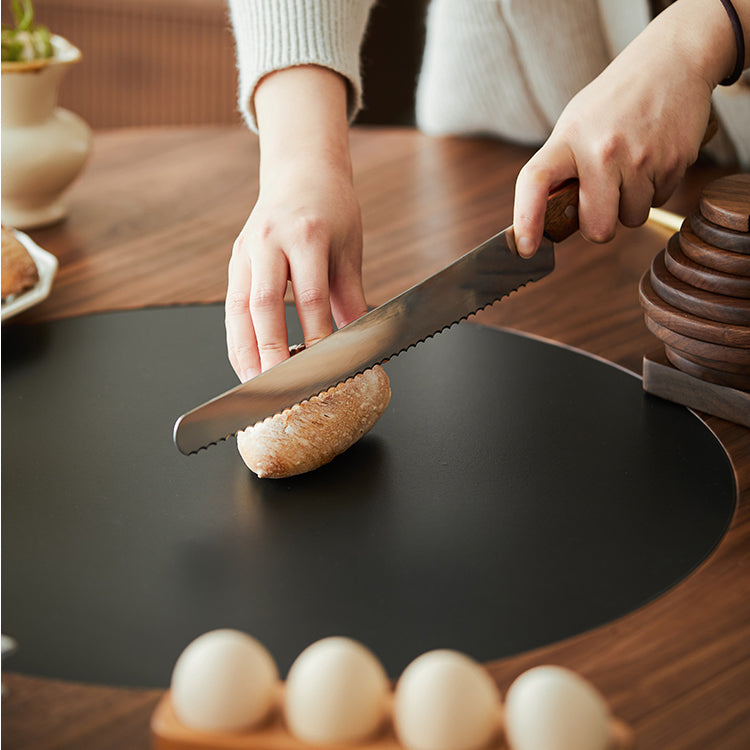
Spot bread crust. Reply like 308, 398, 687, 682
2, 227, 39, 300
237, 364, 391, 478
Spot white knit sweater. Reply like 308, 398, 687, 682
228, 0, 748, 162
228, 0, 375, 130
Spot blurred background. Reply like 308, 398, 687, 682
2, 0, 430, 129
1, 0, 746, 167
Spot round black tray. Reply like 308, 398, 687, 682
1, 305, 735, 687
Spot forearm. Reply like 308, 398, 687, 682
255, 65, 353, 183
648, 0, 749, 88
228, 0, 375, 132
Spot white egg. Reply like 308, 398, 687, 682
284, 636, 390, 744
393, 649, 502, 750
504, 665, 611, 750
170, 629, 278, 732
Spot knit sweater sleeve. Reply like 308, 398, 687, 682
228, 0, 376, 132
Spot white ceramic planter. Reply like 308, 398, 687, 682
1, 36, 92, 229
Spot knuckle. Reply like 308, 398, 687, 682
292, 214, 329, 246
592, 133, 622, 163
257, 220, 274, 242
585, 223, 616, 243
519, 160, 550, 188
619, 208, 648, 229
233, 343, 256, 362
257, 341, 289, 358
250, 284, 282, 310
296, 286, 328, 309
629, 146, 650, 172
225, 291, 249, 315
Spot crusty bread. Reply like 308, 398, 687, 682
2, 226, 39, 300
237, 364, 391, 478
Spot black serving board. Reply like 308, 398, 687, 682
1, 305, 735, 688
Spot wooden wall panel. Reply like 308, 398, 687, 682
11, 0, 241, 128
2, 0, 426, 129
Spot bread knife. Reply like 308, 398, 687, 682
174, 180, 580, 454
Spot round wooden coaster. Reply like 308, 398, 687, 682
664, 343, 750, 375
638, 271, 750, 348
650, 250, 750, 326
699, 173, 750, 232
665, 346, 750, 391
690, 209, 750, 255
666, 233, 750, 298
644, 314, 750, 365
682, 218, 750, 274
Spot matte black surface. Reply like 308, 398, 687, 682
1, 305, 735, 688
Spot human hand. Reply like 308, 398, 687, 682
225, 65, 367, 382
512, 0, 739, 257
226, 156, 367, 382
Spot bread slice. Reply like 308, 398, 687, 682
237, 364, 391, 478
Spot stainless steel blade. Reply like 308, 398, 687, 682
174, 229, 554, 454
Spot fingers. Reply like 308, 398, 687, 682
249, 246, 291, 373
618, 173, 655, 228
515, 135, 658, 249
575, 157, 621, 243
227, 231, 366, 384
289, 248, 335, 347
330, 260, 368, 329
226, 248, 261, 382
513, 142, 576, 258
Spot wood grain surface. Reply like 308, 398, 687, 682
665, 346, 750, 389
665, 234, 750, 298
2, 127, 750, 750
645, 350, 750, 421
689, 209, 750, 254
699, 173, 750, 232
650, 250, 750, 326
681, 218, 750, 274
664, 343, 750, 377
639, 271, 750, 347
644, 314, 750, 365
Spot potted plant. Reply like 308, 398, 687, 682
2, 0, 91, 229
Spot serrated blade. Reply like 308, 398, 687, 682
174, 228, 554, 454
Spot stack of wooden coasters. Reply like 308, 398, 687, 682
640, 173, 750, 427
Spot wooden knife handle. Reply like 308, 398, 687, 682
543, 178, 580, 243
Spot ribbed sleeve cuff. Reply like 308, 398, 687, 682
229, 0, 375, 132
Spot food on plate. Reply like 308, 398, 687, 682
237, 354, 390, 478
284, 636, 390, 744
170, 629, 279, 732
393, 649, 502, 750
2, 226, 39, 299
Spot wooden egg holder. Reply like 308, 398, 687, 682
151, 683, 634, 750
640, 173, 750, 427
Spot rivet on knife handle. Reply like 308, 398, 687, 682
543, 178, 580, 243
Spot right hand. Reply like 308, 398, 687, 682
226, 154, 368, 382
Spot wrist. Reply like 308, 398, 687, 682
256, 65, 353, 179
656, 0, 747, 89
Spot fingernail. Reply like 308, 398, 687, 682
242, 369, 255, 383
516, 236, 535, 258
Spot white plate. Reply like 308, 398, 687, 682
1, 229, 58, 322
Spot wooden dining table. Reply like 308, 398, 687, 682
2, 126, 749, 750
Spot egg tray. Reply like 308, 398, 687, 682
151, 686, 634, 750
